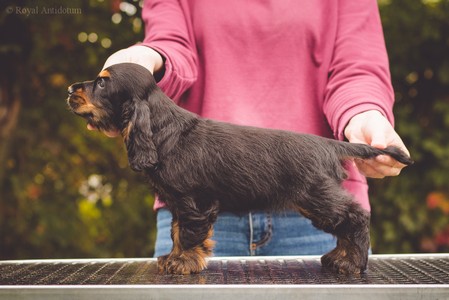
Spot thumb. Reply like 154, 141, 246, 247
370, 129, 387, 149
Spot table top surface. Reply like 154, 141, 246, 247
1, 254, 448, 286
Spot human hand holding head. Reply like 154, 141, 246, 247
102, 45, 164, 74
344, 110, 410, 178
88, 45, 164, 137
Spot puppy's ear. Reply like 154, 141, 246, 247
124, 98, 158, 172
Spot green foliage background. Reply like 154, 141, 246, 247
370, 0, 449, 253
0, 0, 448, 260
0, 0, 154, 259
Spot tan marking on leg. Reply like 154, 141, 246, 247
158, 226, 215, 274
171, 221, 183, 255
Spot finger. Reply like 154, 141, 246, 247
103, 48, 134, 71
103, 55, 122, 71
354, 159, 386, 179
367, 157, 403, 175
374, 154, 407, 169
348, 137, 368, 145
356, 158, 403, 178
369, 129, 388, 149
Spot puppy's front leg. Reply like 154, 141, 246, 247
157, 198, 218, 275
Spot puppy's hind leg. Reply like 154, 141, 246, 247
157, 198, 219, 275
320, 200, 370, 275
295, 181, 370, 275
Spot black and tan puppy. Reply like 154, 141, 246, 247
67, 63, 412, 275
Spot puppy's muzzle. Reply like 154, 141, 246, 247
67, 83, 85, 110
67, 82, 84, 95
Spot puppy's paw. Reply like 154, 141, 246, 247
321, 246, 368, 275
157, 251, 207, 275
157, 254, 171, 274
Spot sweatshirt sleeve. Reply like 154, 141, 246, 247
323, 0, 395, 141
140, 0, 198, 102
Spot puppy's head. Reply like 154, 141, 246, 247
67, 63, 159, 171
67, 63, 156, 135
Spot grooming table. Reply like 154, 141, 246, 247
1, 254, 448, 299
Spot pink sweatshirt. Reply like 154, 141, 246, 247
141, 0, 394, 211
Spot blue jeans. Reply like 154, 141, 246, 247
154, 208, 337, 257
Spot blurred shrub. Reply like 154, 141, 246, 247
370, 0, 449, 253
0, 0, 155, 259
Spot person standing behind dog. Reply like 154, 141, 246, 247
98, 0, 410, 257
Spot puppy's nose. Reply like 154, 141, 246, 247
68, 83, 83, 95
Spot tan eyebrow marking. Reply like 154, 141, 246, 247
98, 69, 110, 78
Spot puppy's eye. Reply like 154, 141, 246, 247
97, 78, 105, 88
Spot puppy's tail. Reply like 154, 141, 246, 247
333, 141, 414, 166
